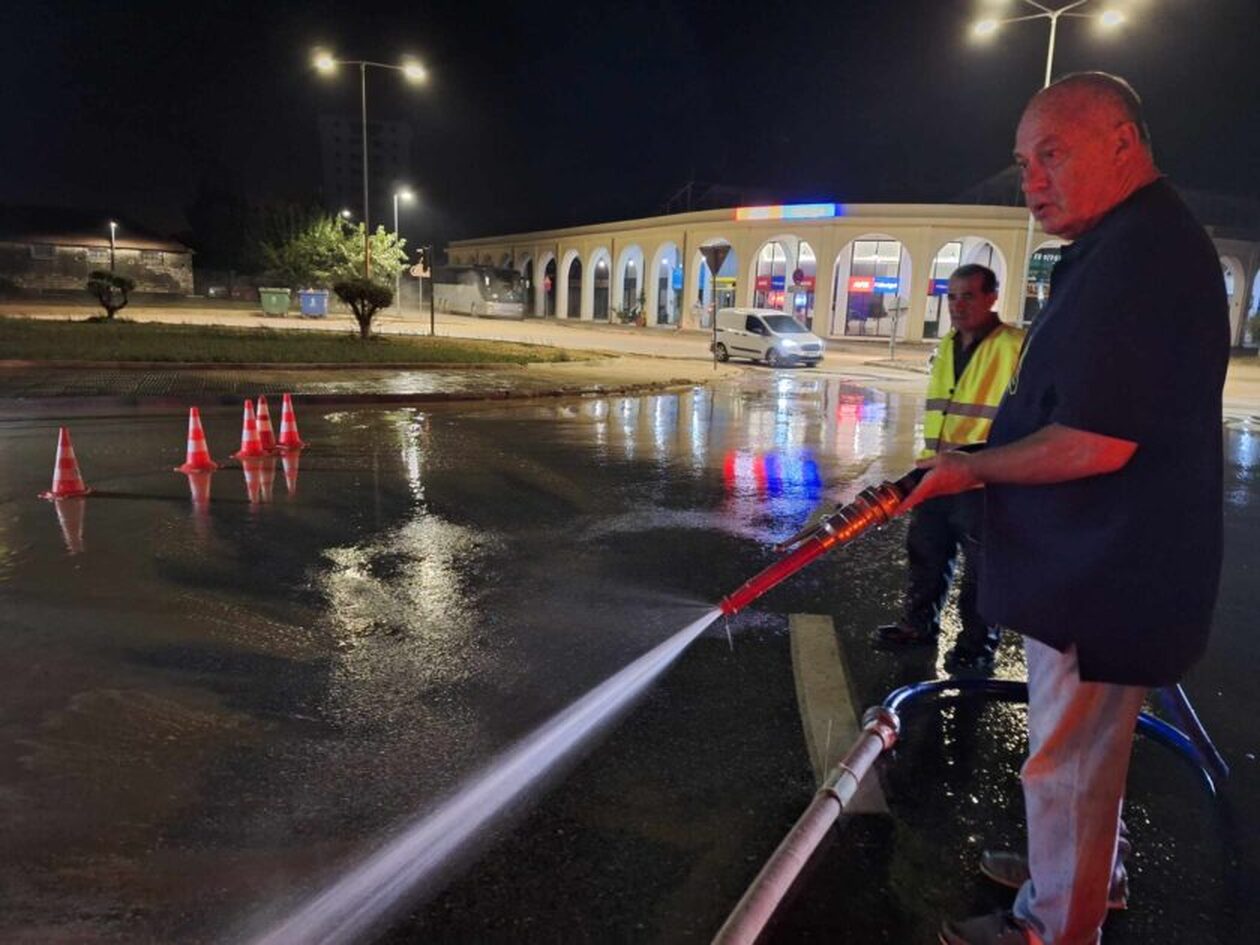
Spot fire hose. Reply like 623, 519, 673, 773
709, 460, 1230, 945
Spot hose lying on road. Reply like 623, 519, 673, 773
712, 677, 1228, 945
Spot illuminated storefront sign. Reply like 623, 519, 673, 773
930, 278, 950, 296
735, 203, 839, 222
849, 275, 899, 294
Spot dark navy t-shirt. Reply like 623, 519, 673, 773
980, 180, 1228, 686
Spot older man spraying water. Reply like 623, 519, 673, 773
902, 73, 1229, 945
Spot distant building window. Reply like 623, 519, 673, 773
87, 247, 109, 263
29, 244, 55, 260
140, 250, 163, 265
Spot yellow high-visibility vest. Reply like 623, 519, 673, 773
921, 322, 1025, 458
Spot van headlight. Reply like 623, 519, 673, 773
780, 338, 798, 348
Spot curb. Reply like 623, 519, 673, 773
0, 379, 705, 413
0, 359, 534, 371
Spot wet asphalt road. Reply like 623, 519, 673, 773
0, 375, 1256, 944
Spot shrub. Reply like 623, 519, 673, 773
333, 278, 394, 339
86, 270, 137, 320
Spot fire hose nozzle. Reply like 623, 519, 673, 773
719, 480, 911, 617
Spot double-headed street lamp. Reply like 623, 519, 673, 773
972, 0, 1126, 88
393, 188, 415, 313
313, 49, 428, 279
971, 1, 1129, 320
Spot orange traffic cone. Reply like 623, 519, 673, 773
242, 457, 263, 504
186, 469, 213, 513
39, 427, 92, 499
281, 449, 301, 496
175, 407, 219, 473
232, 399, 266, 459
256, 395, 277, 452
276, 393, 306, 451
53, 496, 87, 554
258, 456, 276, 503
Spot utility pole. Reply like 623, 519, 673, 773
427, 245, 436, 337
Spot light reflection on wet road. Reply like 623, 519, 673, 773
0, 375, 1255, 943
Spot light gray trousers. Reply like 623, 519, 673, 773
1013, 638, 1148, 945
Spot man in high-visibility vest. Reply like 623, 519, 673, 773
875, 263, 1024, 675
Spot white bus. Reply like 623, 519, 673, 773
432, 266, 526, 318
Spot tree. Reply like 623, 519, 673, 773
260, 217, 407, 289
334, 278, 394, 339
86, 270, 136, 320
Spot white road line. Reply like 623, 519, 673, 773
789, 613, 888, 814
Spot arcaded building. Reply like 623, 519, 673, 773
447, 200, 1260, 345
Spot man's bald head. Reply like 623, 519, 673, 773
1027, 72, 1152, 153
1014, 72, 1160, 239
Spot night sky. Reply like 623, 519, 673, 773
2, 0, 1257, 252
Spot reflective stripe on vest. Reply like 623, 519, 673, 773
920, 322, 1025, 458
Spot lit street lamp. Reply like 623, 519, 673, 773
313, 49, 428, 278
971, 1, 1128, 320
108, 220, 117, 273
393, 188, 415, 314
971, 0, 1125, 88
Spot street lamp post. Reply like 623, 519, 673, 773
971, 1, 1127, 321
314, 50, 427, 279
108, 220, 117, 273
393, 188, 415, 314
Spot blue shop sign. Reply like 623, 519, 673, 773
930, 278, 950, 296
873, 276, 899, 293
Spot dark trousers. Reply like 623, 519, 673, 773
902, 490, 998, 657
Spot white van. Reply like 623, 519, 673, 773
712, 308, 825, 367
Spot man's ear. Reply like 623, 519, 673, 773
1112, 120, 1143, 165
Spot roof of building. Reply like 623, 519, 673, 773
0, 206, 191, 252
955, 167, 1260, 238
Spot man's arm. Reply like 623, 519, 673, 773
897, 423, 1137, 514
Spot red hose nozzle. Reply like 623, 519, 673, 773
718, 479, 909, 617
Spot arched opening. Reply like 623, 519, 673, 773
1025, 240, 1065, 323
499, 253, 513, 269
520, 257, 535, 316
752, 241, 789, 310
830, 236, 912, 338
649, 242, 682, 325
542, 257, 556, 317
1222, 256, 1245, 345
587, 248, 612, 321
924, 237, 1009, 338
1249, 269, 1260, 346
614, 244, 645, 321
691, 238, 737, 329
564, 254, 582, 319
790, 242, 817, 329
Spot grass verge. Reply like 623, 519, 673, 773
0, 316, 589, 365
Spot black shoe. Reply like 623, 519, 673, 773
979, 849, 1128, 909
944, 647, 995, 677
875, 622, 938, 648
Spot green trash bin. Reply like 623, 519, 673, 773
259, 287, 291, 317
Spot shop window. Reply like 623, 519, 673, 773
29, 244, 55, 260
844, 239, 904, 337
141, 250, 163, 265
